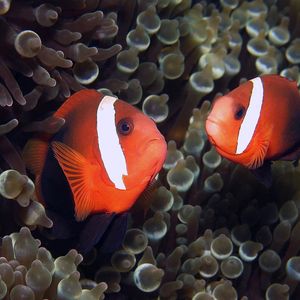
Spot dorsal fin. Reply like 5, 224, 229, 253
54, 89, 102, 119
23, 138, 49, 175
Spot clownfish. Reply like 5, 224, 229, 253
205, 75, 300, 185
24, 89, 166, 253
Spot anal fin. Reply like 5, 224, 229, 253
76, 213, 116, 254
101, 213, 128, 253
250, 161, 272, 188
279, 144, 300, 162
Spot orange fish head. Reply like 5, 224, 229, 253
205, 93, 249, 157
114, 100, 167, 189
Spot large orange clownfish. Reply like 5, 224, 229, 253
24, 89, 167, 253
205, 75, 300, 185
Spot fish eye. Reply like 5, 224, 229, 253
117, 118, 134, 135
234, 106, 245, 120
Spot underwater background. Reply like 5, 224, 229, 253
0, 0, 299, 299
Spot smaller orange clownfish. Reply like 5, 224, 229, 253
24, 89, 167, 253
205, 75, 300, 185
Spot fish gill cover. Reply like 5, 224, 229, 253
0, 0, 299, 299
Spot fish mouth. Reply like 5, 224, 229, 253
147, 137, 167, 148
205, 120, 234, 156
207, 134, 216, 146
206, 117, 220, 125
146, 137, 167, 164
205, 118, 220, 140
139, 137, 167, 157
212, 140, 237, 158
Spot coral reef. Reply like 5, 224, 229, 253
0, 0, 299, 299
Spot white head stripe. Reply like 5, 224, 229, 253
97, 95, 128, 190
236, 77, 264, 154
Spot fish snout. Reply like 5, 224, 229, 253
205, 117, 238, 155
148, 137, 167, 178
205, 118, 221, 141
141, 137, 167, 162
149, 137, 167, 154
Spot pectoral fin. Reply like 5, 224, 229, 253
51, 141, 96, 221
244, 126, 272, 169
132, 178, 160, 216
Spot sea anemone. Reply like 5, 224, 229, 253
0, 0, 299, 299
0, 226, 107, 299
